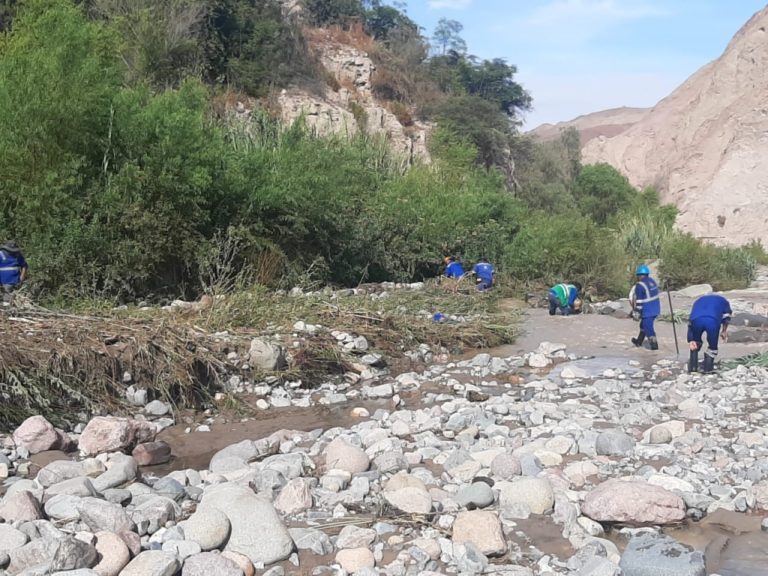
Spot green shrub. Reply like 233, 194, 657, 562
742, 239, 768, 265
659, 233, 757, 290
503, 212, 631, 296
573, 163, 635, 225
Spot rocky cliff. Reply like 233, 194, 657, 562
582, 6, 768, 246
277, 31, 430, 166
529, 107, 649, 145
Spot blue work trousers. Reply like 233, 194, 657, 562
688, 317, 721, 353
640, 315, 657, 337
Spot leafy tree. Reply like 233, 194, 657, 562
205, 0, 315, 95
427, 52, 530, 118
305, 0, 364, 26
573, 163, 636, 224
364, 4, 417, 41
432, 95, 512, 169
431, 18, 465, 55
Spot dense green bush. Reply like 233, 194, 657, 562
573, 163, 636, 225
659, 233, 756, 290
503, 213, 631, 296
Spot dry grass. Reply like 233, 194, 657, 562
0, 285, 520, 429
303, 23, 376, 54
0, 309, 226, 429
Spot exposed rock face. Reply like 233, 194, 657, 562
276, 39, 430, 165
529, 107, 649, 145
582, 7, 768, 246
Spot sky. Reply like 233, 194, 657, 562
403, 0, 767, 128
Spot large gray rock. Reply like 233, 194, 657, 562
92, 531, 130, 576
323, 438, 369, 474
289, 528, 333, 555
261, 453, 308, 480
208, 440, 269, 475
0, 525, 28, 553
0, 491, 43, 522
8, 537, 60, 575
490, 453, 522, 479
44, 494, 82, 521
78, 417, 155, 457
182, 552, 243, 576
383, 487, 432, 514
46, 477, 99, 498
452, 510, 507, 556
120, 551, 179, 576
200, 483, 293, 565
92, 454, 138, 492
12, 416, 61, 454
595, 430, 635, 457
248, 338, 287, 371
179, 507, 231, 551
273, 478, 313, 516
152, 477, 185, 502
36, 461, 85, 488
131, 496, 179, 535
77, 498, 135, 533
498, 478, 554, 514
50, 536, 98, 572
582, 480, 685, 525
619, 533, 705, 576
454, 482, 494, 509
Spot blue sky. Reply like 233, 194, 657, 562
402, 1, 766, 128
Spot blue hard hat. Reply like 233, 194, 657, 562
635, 264, 650, 275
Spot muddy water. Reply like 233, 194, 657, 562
668, 510, 768, 576
145, 398, 394, 475
509, 308, 768, 362
605, 510, 768, 576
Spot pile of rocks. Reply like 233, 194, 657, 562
2, 341, 768, 575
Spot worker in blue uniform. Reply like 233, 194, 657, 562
472, 257, 495, 291
443, 256, 465, 279
630, 264, 661, 350
0, 240, 28, 303
687, 294, 732, 373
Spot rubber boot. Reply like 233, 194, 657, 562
648, 336, 659, 351
688, 350, 699, 373
631, 331, 645, 347
702, 355, 715, 374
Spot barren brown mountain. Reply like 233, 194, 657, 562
529, 107, 648, 145
581, 6, 768, 246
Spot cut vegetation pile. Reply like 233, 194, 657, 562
0, 286, 519, 429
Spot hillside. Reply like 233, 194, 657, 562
582, 6, 768, 247
529, 106, 648, 145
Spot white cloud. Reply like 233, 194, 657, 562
428, 0, 472, 9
